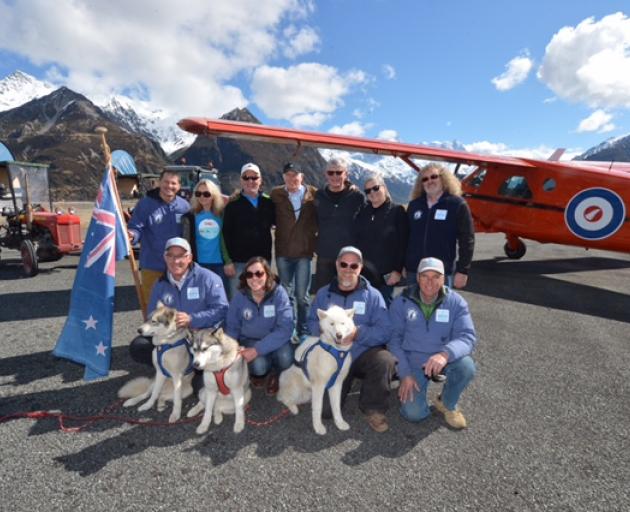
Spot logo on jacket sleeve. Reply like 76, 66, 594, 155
413, 210, 422, 220
406, 308, 418, 321
161, 293, 174, 306
243, 308, 253, 321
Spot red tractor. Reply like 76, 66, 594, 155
0, 161, 83, 276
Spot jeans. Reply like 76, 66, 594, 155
399, 356, 476, 422
227, 262, 248, 301
248, 343, 295, 376
200, 263, 229, 300
276, 256, 312, 336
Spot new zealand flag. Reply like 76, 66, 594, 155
53, 166, 129, 380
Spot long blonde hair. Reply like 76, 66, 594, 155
192, 179, 225, 215
410, 163, 462, 201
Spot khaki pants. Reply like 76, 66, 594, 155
140, 269, 163, 313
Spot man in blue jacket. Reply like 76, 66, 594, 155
307, 246, 396, 433
388, 257, 477, 429
128, 170, 191, 311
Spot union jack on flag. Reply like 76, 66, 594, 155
54, 165, 130, 380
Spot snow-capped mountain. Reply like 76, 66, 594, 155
0, 71, 55, 111
577, 133, 630, 161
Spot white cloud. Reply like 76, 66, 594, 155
283, 25, 320, 58
251, 63, 367, 127
491, 52, 534, 91
0, 0, 315, 116
464, 141, 582, 160
382, 64, 396, 80
576, 110, 615, 133
538, 12, 630, 108
377, 129, 398, 141
329, 122, 369, 137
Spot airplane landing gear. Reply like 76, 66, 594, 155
504, 235, 526, 259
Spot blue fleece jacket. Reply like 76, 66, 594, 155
128, 189, 191, 271
148, 263, 228, 329
387, 285, 476, 379
307, 276, 390, 361
225, 283, 293, 356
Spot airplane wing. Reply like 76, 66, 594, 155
177, 117, 537, 171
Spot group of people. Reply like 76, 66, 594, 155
126, 157, 478, 432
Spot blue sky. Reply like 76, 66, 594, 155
0, 1, 629, 158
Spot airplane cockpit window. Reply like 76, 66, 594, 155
498, 176, 532, 199
469, 168, 486, 188
543, 178, 556, 191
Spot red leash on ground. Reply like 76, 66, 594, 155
1, 400, 292, 432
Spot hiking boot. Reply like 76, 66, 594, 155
266, 373, 279, 396
251, 375, 266, 389
433, 397, 467, 429
365, 411, 389, 433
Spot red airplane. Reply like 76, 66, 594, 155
178, 117, 630, 259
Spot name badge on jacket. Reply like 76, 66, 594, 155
353, 301, 366, 315
264, 305, 276, 318
176, 213, 183, 223
435, 309, 450, 323
434, 209, 448, 220
187, 287, 200, 300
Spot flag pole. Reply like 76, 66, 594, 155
95, 126, 147, 319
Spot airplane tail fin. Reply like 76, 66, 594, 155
548, 148, 565, 161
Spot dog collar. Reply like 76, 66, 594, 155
156, 338, 194, 378
297, 340, 348, 390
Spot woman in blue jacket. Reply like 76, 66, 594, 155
225, 257, 294, 396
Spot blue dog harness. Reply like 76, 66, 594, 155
296, 340, 349, 390
156, 338, 194, 378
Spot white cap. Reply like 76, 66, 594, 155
164, 237, 191, 254
337, 246, 363, 262
417, 257, 444, 275
240, 162, 261, 176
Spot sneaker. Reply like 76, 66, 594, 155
266, 373, 279, 396
251, 375, 266, 389
365, 411, 389, 433
433, 397, 467, 429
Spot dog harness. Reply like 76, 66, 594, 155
296, 340, 349, 390
213, 355, 242, 396
156, 338, 194, 378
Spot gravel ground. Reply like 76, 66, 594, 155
1, 233, 629, 512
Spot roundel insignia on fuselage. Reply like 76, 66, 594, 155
564, 188, 626, 241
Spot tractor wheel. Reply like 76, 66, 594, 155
20, 240, 39, 277
503, 239, 526, 259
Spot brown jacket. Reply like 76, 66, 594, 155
270, 184, 318, 258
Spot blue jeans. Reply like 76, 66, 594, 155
399, 356, 476, 422
200, 263, 229, 299
227, 262, 248, 301
276, 256, 312, 336
249, 343, 295, 376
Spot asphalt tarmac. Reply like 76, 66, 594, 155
1, 233, 629, 511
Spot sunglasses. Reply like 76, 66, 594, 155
364, 185, 381, 194
245, 270, 265, 279
339, 261, 360, 270
194, 191, 212, 198
242, 175, 260, 181
327, 170, 344, 176
422, 174, 440, 183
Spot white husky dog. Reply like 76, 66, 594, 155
118, 301, 194, 423
277, 306, 355, 435
186, 327, 251, 434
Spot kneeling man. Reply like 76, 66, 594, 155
388, 257, 477, 429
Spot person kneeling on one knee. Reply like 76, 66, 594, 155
388, 257, 477, 429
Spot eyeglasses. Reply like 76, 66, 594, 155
195, 191, 212, 198
327, 170, 344, 176
242, 175, 260, 181
339, 261, 360, 270
245, 270, 265, 279
364, 185, 381, 194
165, 253, 189, 261
422, 174, 440, 183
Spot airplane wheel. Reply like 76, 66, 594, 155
504, 240, 526, 259
20, 240, 39, 277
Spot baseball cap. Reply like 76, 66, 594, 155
240, 162, 261, 176
417, 257, 444, 275
337, 246, 363, 262
164, 237, 191, 254
283, 162, 301, 173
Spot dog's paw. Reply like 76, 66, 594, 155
123, 398, 135, 408
214, 413, 224, 425
196, 423, 210, 435
157, 401, 166, 412
288, 404, 299, 415
335, 420, 350, 431
168, 412, 181, 423
187, 403, 203, 417
314, 423, 327, 435
137, 402, 152, 412
233, 421, 244, 433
